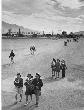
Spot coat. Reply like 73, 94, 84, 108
9, 52, 15, 57
24, 79, 34, 95
14, 78, 23, 88
56, 62, 60, 72
60, 63, 67, 78
32, 78, 43, 91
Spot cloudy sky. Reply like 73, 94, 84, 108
2, 0, 84, 33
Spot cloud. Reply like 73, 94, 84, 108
50, 0, 84, 11
2, 0, 50, 15
79, 0, 84, 2
2, 0, 84, 16
55, 0, 84, 9
2, 10, 83, 33
79, 14, 84, 18
2, 0, 84, 32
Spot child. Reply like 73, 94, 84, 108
14, 73, 23, 103
32, 73, 43, 107
24, 74, 34, 105
9, 50, 15, 64
61, 60, 67, 78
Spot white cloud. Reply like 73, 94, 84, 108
2, 0, 84, 33
2, 10, 83, 33
79, 14, 84, 18
56, 0, 84, 9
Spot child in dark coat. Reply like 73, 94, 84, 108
32, 73, 43, 107
24, 74, 34, 105
61, 60, 67, 78
9, 50, 15, 63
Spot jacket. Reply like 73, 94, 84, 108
14, 78, 23, 88
60, 63, 67, 70
9, 52, 15, 57
56, 62, 60, 72
32, 78, 43, 90
24, 79, 34, 90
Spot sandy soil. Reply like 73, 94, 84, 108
2, 38, 84, 110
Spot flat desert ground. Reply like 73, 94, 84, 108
2, 38, 84, 110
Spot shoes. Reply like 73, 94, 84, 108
19, 99, 22, 102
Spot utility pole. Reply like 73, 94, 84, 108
43, 31, 45, 37
52, 30, 53, 37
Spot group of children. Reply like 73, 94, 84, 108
9, 47, 67, 107
64, 37, 79, 46
51, 58, 67, 79
64, 39, 72, 46
14, 72, 43, 107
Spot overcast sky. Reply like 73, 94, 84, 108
2, 0, 84, 33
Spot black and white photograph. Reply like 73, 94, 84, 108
1, 0, 84, 110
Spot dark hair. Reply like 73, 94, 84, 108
53, 58, 56, 63
36, 73, 41, 77
57, 59, 60, 62
31, 76, 33, 78
27, 74, 33, 78
17, 73, 21, 77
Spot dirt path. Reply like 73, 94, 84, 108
2, 38, 84, 110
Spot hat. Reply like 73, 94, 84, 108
35, 73, 41, 77
27, 74, 33, 78
57, 59, 60, 62
17, 73, 21, 77
61, 60, 65, 63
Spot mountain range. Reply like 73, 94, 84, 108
2, 21, 38, 34
2, 21, 84, 35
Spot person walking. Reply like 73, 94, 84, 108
24, 74, 34, 105
60, 60, 67, 78
32, 73, 43, 107
51, 58, 56, 78
9, 50, 15, 64
55, 59, 60, 79
14, 73, 23, 103
64, 41, 67, 46
30, 46, 33, 55
32, 45, 36, 55
30, 45, 36, 55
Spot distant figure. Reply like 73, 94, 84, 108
60, 60, 67, 78
32, 73, 43, 107
30, 46, 32, 54
24, 74, 34, 106
9, 50, 15, 63
32, 45, 36, 54
14, 73, 23, 103
51, 58, 56, 78
64, 41, 67, 46
55, 59, 60, 78
30, 46, 36, 55
67, 39, 69, 42
73, 38, 78, 42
